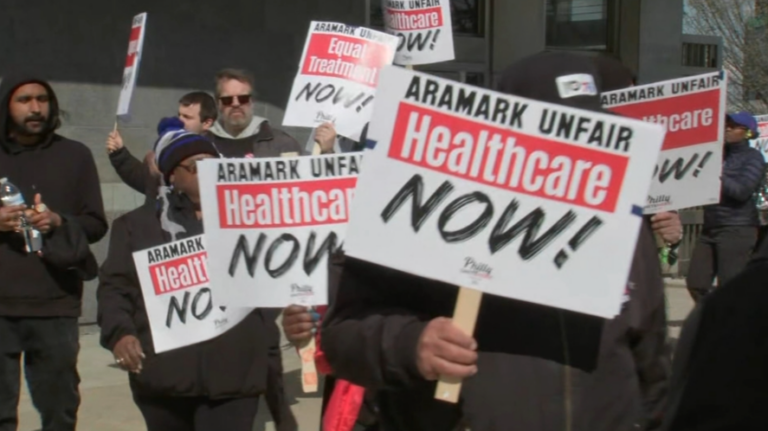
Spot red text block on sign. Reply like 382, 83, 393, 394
609, 89, 721, 151
217, 178, 358, 229
125, 26, 142, 68
150, 251, 209, 296
301, 33, 393, 87
388, 102, 629, 213
385, 7, 443, 30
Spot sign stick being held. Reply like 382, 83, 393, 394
115, 13, 148, 129
299, 337, 319, 393
434, 286, 483, 403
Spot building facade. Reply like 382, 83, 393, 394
0, 0, 720, 323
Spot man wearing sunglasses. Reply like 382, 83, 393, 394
208, 69, 305, 158
686, 112, 766, 302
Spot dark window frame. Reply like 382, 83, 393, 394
545, 0, 619, 54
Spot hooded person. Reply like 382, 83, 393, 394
96, 123, 295, 431
320, 51, 670, 431
0, 74, 108, 431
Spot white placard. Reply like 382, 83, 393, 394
602, 71, 727, 213
198, 154, 361, 308
132, 235, 251, 354
383, 0, 455, 65
282, 22, 398, 141
750, 114, 768, 161
344, 66, 666, 318
116, 12, 147, 117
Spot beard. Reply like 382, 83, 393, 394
13, 114, 48, 136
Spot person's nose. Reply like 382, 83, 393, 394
29, 99, 41, 114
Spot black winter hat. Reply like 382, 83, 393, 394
496, 51, 607, 113
153, 117, 220, 184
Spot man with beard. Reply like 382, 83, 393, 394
0, 75, 108, 431
208, 69, 310, 157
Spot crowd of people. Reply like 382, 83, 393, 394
0, 50, 766, 431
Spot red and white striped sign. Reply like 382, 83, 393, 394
116, 13, 147, 117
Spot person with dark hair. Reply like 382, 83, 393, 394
0, 74, 108, 431
685, 112, 766, 302
105, 91, 218, 204
320, 51, 670, 431
209, 68, 306, 157
97, 123, 292, 431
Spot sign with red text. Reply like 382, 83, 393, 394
750, 115, 768, 161
133, 235, 251, 353
602, 71, 727, 213
383, 0, 454, 65
198, 154, 361, 307
344, 67, 665, 318
116, 12, 147, 117
283, 22, 398, 142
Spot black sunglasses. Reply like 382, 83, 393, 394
219, 94, 252, 106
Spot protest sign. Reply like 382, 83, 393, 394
602, 71, 727, 213
344, 66, 665, 319
383, 0, 455, 65
133, 235, 251, 354
282, 22, 398, 142
750, 114, 768, 161
198, 154, 361, 308
116, 12, 147, 117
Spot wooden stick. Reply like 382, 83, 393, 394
113, 120, 118, 133
434, 286, 483, 403
312, 141, 322, 155
405, 65, 414, 70
299, 337, 319, 393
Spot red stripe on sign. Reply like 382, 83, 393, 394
129, 26, 141, 42
300, 33, 393, 87
388, 102, 629, 213
608, 89, 722, 150
149, 251, 209, 296
217, 177, 358, 228
385, 7, 443, 30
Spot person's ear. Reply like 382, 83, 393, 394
747, 130, 754, 139
202, 119, 214, 131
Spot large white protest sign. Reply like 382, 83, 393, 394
198, 154, 361, 308
133, 235, 251, 354
344, 67, 665, 318
750, 115, 768, 161
116, 12, 147, 117
383, 0, 455, 65
602, 72, 727, 213
282, 22, 398, 141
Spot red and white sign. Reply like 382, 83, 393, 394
602, 71, 727, 213
383, 0, 455, 65
344, 67, 665, 318
116, 12, 147, 117
133, 235, 251, 353
283, 22, 398, 142
198, 154, 361, 307
750, 114, 768, 162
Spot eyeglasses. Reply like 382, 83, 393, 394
177, 162, 198, 175
218, 94, 252, 106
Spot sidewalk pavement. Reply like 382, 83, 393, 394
17, 281, 695, 431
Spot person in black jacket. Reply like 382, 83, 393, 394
321, 51, 670, 431
0, 74, 108, 431
105, 91, 217, 204
685, 111, 766, 302
97, 125, 295, 431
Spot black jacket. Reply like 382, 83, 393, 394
322, 220, 669, 431
207, 120, 305, 157
661, 256, 768, 431
0, 73, 108, 317
108, 146, 157, 204
703, 141, 765, 229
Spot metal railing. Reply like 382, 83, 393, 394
675, 208, 704, 278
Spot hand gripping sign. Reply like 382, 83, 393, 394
116, 12, 148, 119
750, 115, 768, 161
383, 0, 455, 65
343, 66, 665, 403
133, 235, 251, 354
197, 154, 361, 309
602, 71, 727, 213
283, 22, 398, 142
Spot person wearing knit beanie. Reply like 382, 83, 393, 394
153, 117, 221, 186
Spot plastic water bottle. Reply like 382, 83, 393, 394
0, 178, 43, 253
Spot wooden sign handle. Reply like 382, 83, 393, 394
434, 286, 483, 403
312, 141, 322, 155
299, 337, 319, 393
405, 65, 414, 70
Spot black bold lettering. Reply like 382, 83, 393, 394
437, 192, 494, 242
381, 175, 454, 232
264, 234, 300, 279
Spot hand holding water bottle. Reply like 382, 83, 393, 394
25, 193, 61, 234
0, 204, 25, 232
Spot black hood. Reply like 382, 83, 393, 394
0, 73, 61, 153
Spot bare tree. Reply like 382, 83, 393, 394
686, 0, 768, 112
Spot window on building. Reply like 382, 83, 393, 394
546, 0, 611, 50
370, 0, 484, 36
681, 42, 719, 68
